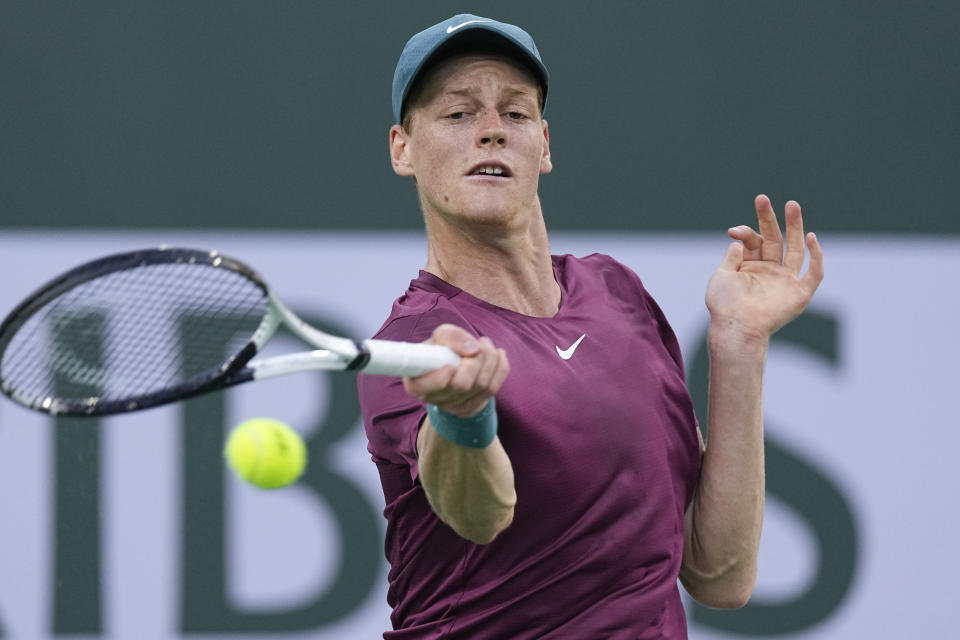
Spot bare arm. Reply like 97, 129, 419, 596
404, 324, 515, 544
680, 195, 824, 608
680, 329, 767, 608
416, 421, 516, 544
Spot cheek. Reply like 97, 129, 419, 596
416, 141, 457, 181
412, 144, 456, 203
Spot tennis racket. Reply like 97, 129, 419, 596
0, 247, 460, 416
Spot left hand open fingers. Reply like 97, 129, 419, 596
755, 194, 784, 262
728, 225, 763, 261
800, 232, 825, 294
783, 200, 806, 274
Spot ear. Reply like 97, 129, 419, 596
539, 119, 552, 175
390, 124, 415, 177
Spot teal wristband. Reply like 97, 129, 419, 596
425, 398, 497, 449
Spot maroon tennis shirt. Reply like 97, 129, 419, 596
358, 254, 701, 639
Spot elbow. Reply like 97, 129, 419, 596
449, 503, 515, 545
679, 558, 757, 609
688, 582, 754, 610
725, 587, 754, 610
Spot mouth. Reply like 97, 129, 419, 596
466, 162, 512, 178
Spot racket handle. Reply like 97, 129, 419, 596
361, 339, 461, 377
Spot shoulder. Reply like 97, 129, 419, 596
370, 273, 480, 344
556, 252, 643, 285
555, 252, 655, 309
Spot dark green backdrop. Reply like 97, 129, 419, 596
1, 1, 956, 233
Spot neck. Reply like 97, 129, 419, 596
423, 196, 561, 317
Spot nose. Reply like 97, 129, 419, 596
476, 109, 506, 147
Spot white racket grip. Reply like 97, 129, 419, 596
361, 339, 461, 376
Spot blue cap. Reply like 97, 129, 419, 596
392, 14, 549, 125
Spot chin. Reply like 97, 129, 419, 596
460, 199, 527, 224
426, 188, 536, 229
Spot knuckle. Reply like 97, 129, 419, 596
407, 368, 454, 398
449, 368, 477, 392
448, 377, 473, 393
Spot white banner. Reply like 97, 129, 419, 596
0, 231, 955, 639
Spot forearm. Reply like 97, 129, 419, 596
417, 417, 517, 544
681, 322, 767, 608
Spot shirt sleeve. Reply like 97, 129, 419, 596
357, 302, 478, 482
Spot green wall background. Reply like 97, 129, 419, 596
1, 1, 957, 233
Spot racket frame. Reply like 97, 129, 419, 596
0, 246, 460, 417
0, 247, 274, 415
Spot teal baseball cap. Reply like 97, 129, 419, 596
392, 14, 549, 125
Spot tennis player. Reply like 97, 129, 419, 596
358, 13, 823, 639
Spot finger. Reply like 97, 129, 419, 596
442, 339, 498, 407
435, 347, 510, 416
488, 349, 510, 395
447, 349, 485, 395
800, 232, 824, 294
414, 372, 486, 413
783, 200, 806, 274
432, 387, 490, 416
727, 226, 762, 260
403, 364, 456, 399
447, 333, 502, 393
471, 337, 500, 391
717, 241, 744, 272
755, 194, 784, 263
429, 323, 481, 357
434, 364, 494, 416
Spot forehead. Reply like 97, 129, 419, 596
416, 53, 540, 100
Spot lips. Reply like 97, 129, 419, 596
466, 162, 512, 178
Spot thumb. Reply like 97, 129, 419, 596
719, 241, 744, 272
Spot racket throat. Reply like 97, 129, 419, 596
345, 341, 371, 371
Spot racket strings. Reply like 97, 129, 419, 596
0, 261, 268, 409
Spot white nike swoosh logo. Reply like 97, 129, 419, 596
446, 19, 491, 34
556, 334, 586, 360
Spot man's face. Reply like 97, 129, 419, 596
390, 54, 552, 230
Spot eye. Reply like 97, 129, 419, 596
507, 112, 527, 120
448, 112, 465, 120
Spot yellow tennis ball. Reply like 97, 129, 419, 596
224, 418, 307, 489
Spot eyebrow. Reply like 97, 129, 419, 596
443, 87, 535, 101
